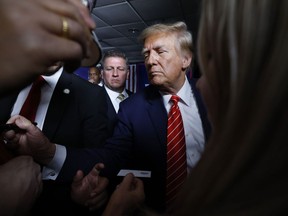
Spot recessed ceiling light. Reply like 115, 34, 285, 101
128, 28, 139, 34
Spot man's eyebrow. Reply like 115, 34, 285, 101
141, 48, 148, 55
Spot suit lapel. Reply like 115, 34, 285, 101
43, 71, 72, 139
145, 86, 167, 149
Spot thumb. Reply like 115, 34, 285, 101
118, 173, 135, 190
7, 115, 30, 125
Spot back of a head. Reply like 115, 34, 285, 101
176, 0, 288, 215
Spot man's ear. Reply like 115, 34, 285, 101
126, 69, 130, 80
182, 54, 192, 70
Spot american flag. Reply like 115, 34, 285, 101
126, 64, 137, 93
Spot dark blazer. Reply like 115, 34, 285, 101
60, 78, 211, 213
104, 87, 133, 136
0, 70, 110, 215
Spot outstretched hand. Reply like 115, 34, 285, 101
102, 173, 145, 216
71, 163, 109, 211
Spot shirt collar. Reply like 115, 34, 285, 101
161, 77, 191, 107
104, 85, 128, 100
42, 67, 63, 89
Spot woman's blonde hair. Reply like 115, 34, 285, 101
175, 0, 288, 215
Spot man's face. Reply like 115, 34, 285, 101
88, 67, 101, 84
102, 57, 129, 92
142, 32, 191, 93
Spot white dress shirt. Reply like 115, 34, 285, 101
161, 77, 205, 173
11, 68, 66, 180
104, 85, 129, 113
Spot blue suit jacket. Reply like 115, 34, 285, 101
60, 78, 211, 213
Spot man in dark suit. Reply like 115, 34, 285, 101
69, 21, 211, 213
3, 21, 211, 214
100, 50, 133, 135
0, 62, 110, 215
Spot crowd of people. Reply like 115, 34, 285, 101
1, 0, 288, 215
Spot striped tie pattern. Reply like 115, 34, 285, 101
117, 93, 125, 102
166, 95, 187, 206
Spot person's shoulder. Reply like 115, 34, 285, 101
67, 73, 105, 94
123, 85, 159, 103
125, 89, 133, 96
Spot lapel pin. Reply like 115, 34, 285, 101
63, 89, 70, 94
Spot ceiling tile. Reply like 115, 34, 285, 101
90, 0, 202, 63
93, 2, 142, 26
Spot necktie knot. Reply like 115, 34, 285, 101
170, 95, 180, 105
117, 93, 125, 102
33, 76, 46, 88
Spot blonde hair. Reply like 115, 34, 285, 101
175, 0, 288, 215
138, 21, 193, 58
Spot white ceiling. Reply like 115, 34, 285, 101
91, 0, 202, 63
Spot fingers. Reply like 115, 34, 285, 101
35, 163, 43, 197
38, 0, 94, 55
68, 0, 96, 29
6, 115, 32, 127
72, 170, 85, 186
21, 0, 94, 62
4, 115, 36, 140
86, 163, 105, 188
86, 190, 109, 211
38, 0, 94, 28
86, 191, 108, 211
90, 176, 109, 196
91, 163, 105, 177
133, 177, 144, 188
118, 173, 136, 190
35, 15, 90, 61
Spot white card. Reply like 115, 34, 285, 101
117, 169, 151, 178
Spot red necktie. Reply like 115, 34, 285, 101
19, 76, 46, 122
0, 76, 45, 164
166, 95, 187, 206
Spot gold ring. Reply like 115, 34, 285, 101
62, 17, 69, 38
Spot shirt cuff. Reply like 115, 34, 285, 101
42, 144, 66, 180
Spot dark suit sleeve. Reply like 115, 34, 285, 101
57, 93, 136, 182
